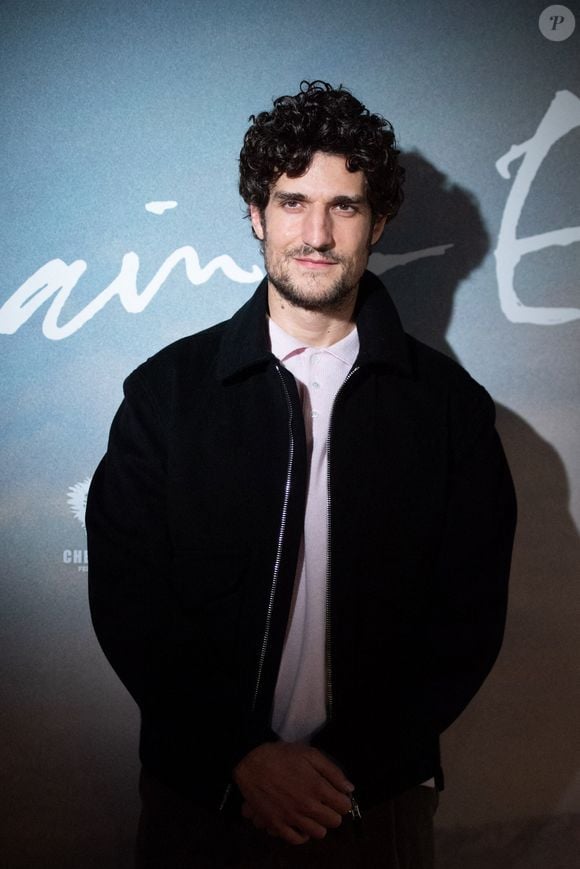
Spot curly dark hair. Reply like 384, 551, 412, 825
239, 80, 404, 230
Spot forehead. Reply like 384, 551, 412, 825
272, 152, 367, 200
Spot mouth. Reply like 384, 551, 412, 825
293, 256, 339, 270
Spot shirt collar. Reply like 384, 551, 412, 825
216, 271, 412, 381
268, 316, 359, 367
267, 317, 306, 362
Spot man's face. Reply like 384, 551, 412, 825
250, 152, 386, 312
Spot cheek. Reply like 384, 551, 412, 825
272, 227, 300, 253
336, 222, 373, 260
347, 237, 372, 265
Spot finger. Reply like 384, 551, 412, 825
307, 748, 354, 794
315, 780, 353, 815
306, 802, 344, 829
287, 814, 328, 841
273, 824, 311, 846
295, 795, 344, 828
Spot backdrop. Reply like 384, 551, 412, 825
1, 1, 579, 866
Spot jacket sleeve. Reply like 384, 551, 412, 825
427, 382, 517, 734
86, 368, 185, 708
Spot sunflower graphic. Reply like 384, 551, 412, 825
67, 477, 92, 529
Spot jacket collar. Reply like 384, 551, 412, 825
216, 270, 412, 381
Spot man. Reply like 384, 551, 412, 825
87, 81, 516, 867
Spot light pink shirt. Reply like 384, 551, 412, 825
267, 317, 436, 788
268, 317, 360, 742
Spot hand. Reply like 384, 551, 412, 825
233, 741, 354, 845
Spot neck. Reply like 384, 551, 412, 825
267, 283, 358, 347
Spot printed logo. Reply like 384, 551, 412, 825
62, 477, 92, 572
539, 5, 576, 40
67, 477, 91, 528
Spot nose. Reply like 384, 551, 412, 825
302, 205, 334, 252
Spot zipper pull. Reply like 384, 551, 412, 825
349, 793, 362, 821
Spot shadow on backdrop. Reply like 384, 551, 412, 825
372, 151, 580, 868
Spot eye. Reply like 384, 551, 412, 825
282, 199, 302, 210
334, 203, 357, 214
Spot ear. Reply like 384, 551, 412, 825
249, 203, 265, 240
370, 214, 388, 245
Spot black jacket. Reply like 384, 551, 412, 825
86, 271, 516, 811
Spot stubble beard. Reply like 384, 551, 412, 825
264, 245, 367, 313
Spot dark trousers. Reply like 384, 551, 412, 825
135, 769, 438, 869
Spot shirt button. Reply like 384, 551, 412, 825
312, 410, 319, 418
311, 381, 320, 389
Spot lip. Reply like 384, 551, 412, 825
294, 257, 338, 270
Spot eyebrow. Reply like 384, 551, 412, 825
272, 191, 367, 207
272, 191, 308, 204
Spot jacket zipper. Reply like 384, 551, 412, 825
350, 793, 362, 821
325, 365, 359, 720
220, 366, 295, 811
251, 365, 295, 712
